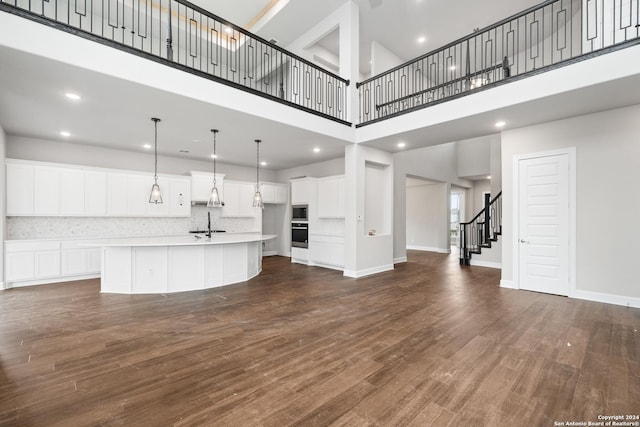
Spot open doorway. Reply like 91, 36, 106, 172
450, 188, 466, 248
405, 176, 450, 254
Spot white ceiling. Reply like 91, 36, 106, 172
2, 0, 640, 171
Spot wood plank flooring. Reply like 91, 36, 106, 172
0, 251, 638, 426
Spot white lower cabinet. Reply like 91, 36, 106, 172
5, 240, 101, 287
308, 234, 344, 269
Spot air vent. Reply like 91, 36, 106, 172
269, 38, 278, 45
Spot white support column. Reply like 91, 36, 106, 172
344, 144, 394, 278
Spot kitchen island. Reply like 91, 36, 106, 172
87, 233, 276, 294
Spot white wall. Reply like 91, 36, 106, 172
393, 142, 473, 262
7, 136, 277, 182
406, 183, 449, 252
501, 103, 640, 304
457, 137, 491, 179
0, 125, 6, 287
276, 157, 345, 182
370, 40, 404, 75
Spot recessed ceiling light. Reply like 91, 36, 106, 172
313, 147, 321, 153
65, 92, 81, 101
192, 139, 201, 143
143, 144, 152, 149
495, 121, 506, 128
211, 154, 217, 159
225, 26, 232, 34
60, 131, 71, 137
397, 142, 406, 148
417, 36, 426, 43
261, 161, 267, 166
179, 149, 190, 153
487, 175, 492, 180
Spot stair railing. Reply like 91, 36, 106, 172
460, 191, 502, 265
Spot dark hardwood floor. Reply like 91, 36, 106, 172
0, 251, 638, 426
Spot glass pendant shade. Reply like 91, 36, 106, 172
253, 139, 264, 209
252, 185, 263, 208
207, 129, 222, 207
148, 117, 163, 204
208, 186, 221, 207
149, 181, 163, 204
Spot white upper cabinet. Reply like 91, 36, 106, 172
106, 172, 128, 216
291, 178, 316, 205
222, 180, 259, 217
6, 162, 34, 215
261, 183, 288, 204
189, 172, 225, 204
6, 160, 191, 218
34, 166, 60, 215
60, 169, 85, 216
84, 171, 107, 216
317, 175, 345, 218
169, 178, 191, 217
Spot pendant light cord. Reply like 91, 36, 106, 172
152, 118, 160, 183
212, 129, 218, 185
255, 139, 261, 187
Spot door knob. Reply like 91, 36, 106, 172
520, 239, 530, 243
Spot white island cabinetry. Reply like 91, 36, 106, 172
94, 234, 276, 294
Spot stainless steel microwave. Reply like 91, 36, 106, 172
292, 205, 308, 221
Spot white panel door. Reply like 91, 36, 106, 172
518, 153, 570, 296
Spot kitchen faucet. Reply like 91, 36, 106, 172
206, 211, 212, 238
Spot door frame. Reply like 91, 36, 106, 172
512, 147, 577, 297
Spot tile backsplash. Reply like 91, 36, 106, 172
6, 206, 261, 240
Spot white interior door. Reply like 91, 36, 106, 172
518, 153, 570, 296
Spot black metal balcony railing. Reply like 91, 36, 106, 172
0, 0, 350, 124
357, 0, 640, 126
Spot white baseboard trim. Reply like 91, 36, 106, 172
6, 274, 100, 289
469, 260, 502, 269
0, 282, 5, 291
406, 245, 451, 254
307, 261, 344, 272
291, 258, 308, 265
394, 256, 408, 264
343, 264, 394, 278
500, 280, 517, 289
263, 251, 278, 257
573, 290, 640, 309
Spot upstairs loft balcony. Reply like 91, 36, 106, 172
1, 0, 639, 130
357, 0, 640, 127
0, 0, 351, 125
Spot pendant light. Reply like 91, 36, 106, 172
148, 117, 163, 204
252, 139, 264, 209
207, 129, 222, 207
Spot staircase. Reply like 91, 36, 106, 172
460, 192, 502, 265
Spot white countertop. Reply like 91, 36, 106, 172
80, 233, 276, 247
